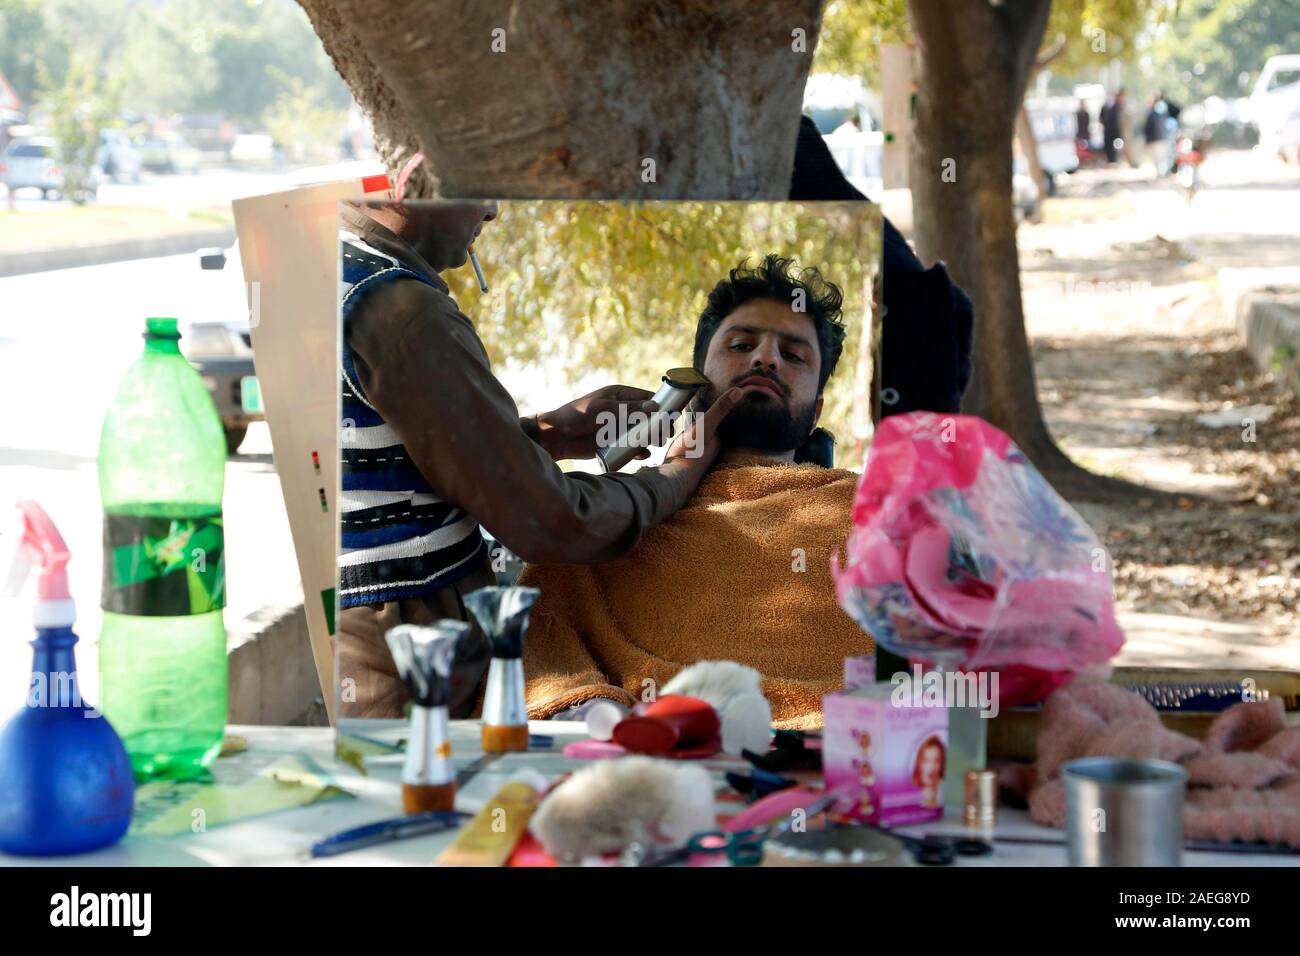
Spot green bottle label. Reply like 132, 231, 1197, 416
102, 512, 226, 616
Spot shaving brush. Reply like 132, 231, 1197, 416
385, 621, 469, 813
464, 586, 539, 752
530, 756, 717, 863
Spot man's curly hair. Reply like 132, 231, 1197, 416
693, 254, 847, 393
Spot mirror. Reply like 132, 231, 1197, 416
333, 198, 883, 750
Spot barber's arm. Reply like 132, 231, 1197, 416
346, 278, 739, 565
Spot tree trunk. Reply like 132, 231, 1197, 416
1015, 102, 1048, 215
297, 0, 824, 200
295, 0, 433, 197
1018, 31, 1067, 211
905, 0, 1145, 502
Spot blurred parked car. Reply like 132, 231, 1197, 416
228, 133, 276, 166
1013, 155, 1039, 222
1024, 97, 1081, 190
804, 73, 881, 135
1250, 54, 1300, 155
139, 132, 202, 174
803, 74, 885, 198
1280, 102, 1300, 166
96, 128, 141, 183
0, 136, 101, 200
190, 241, 263, 455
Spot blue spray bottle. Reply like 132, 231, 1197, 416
0, 500, 134, 856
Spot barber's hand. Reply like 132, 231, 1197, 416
660, 387, 743, 496
532, 384, 658, 461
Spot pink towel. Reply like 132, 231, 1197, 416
1005, 677, 1300, 848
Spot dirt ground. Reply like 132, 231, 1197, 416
1016, 149, 1300, 673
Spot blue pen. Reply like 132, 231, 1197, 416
310, 811, 469, 858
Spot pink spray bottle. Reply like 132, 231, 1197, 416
0, 500, 134, 856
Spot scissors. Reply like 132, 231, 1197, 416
842, 821, 992, 865
633, 791, 840, 867
630, 829, 766, 867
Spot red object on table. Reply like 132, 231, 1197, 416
507, 831, 557, 867
613, 695, 720, 755
562, 736, 723, 760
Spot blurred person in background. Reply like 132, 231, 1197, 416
1100, 88, 1127, 164
1075, 98, 1092, 145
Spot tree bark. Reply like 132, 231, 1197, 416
905, 0, 1146, 501
1017, 35, 1067, 213
297, 0, 824, 200
295, 0, 434, 197
1015, 103, 1048, 214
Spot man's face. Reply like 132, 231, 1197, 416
402, 201, 498, 272
699, 298, 823, 453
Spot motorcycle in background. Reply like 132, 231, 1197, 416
1173, 127, 1211, 201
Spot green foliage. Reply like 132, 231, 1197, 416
0, 0, 58, 107
811, 0, 910, 82
192, 1, 353, 124
38, 54, 119, 203
444, 202, 882, 450
262, 66, 347, 163
807, 0, 1163, 88
1041, 0, 1158, 76
10, 0, 349, 127
115, 2, 220, 118
1149, 0, 1300, 103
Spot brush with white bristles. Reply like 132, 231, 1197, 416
530, 757, 716, 863
662, 660, 772, 756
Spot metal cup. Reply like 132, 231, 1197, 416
1062, 757, 1187, 867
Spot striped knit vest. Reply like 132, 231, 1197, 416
338, 229, 488, 609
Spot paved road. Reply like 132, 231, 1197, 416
1040, 146, 1300, 260
0, 252, 299, 717
1020, 145, 1300, 670
3, 167, 298, 212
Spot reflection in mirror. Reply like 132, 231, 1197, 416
334, 199, 882, 753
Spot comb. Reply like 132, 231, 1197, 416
1124, 681, 1267, 712
1110, 667, 1300, 713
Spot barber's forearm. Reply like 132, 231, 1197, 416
348, 287, 685, 565
522, 466, 689, 565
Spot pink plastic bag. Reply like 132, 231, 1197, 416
832, 413, 1124, 706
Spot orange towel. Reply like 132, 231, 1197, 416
519, 452, 873, 728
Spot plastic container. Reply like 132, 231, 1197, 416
97, 317, 228, 781
0, 501, 134, 855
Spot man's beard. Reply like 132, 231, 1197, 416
713, 389, 818, 453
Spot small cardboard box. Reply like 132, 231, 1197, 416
843, 654, 876, 691
822, 684, 947, 827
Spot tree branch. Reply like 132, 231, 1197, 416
1036, 31, 1068, 69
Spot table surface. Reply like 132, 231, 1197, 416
4, 721, 1297, 867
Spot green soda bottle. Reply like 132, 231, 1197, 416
97, 316, 228, 781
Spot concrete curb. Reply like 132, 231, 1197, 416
1238, 294, 1300, 399
1216, 267, 1300, 397
0, 226, 236, 277
227, 598, 327, 727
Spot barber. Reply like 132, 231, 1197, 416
337, 198, 742, 718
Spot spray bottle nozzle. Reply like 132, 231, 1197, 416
4, 501, 75, 628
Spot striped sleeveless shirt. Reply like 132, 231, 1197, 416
338, 229, 488, 609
